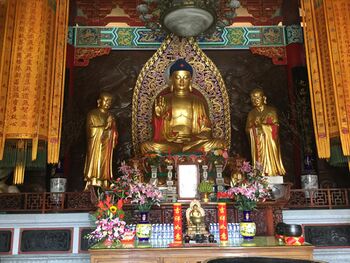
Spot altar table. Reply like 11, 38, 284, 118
90, 237, 314, 263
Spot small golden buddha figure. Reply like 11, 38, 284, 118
226, 156, 244, 187
246, 88, 285, 176
140, 59, 226, 154
185, 200, 208, 237
84, 92, 118, 190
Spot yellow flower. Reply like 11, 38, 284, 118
109, 205, 117, 214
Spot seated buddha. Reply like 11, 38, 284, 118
185, 200, 208, 237
140, 59, 226, 154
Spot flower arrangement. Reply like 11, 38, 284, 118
119, 161, 142, 185
128, 182, 163, 212
103, 162, 135, 200
86, 195, 126, 245
227, 161, 270, 211
205, 148, 229, 165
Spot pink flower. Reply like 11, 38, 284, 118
227, 161, 270, 211
127, 181, 162, 211
241, 161, 252, 173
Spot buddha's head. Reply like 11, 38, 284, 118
97, 92, 113, 111
169, 59, 193, 95
250, 88, 267, 108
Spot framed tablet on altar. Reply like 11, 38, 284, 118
177, 164, 199, 200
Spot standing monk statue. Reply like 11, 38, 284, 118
84, 92, 118, 190
140, 59, 226, 154
246, 88, 286, 176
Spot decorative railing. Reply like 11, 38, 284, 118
0, 192, 95, 213
287, 188, 350, 209
0, 188, 349, 213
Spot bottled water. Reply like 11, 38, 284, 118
149, 223, 175, 245
170, 223, 174, 240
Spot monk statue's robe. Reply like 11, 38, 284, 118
246, 88, 285, 176
84, 92, 118, 189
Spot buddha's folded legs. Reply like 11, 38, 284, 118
183, 138, 226, 152
141, 138, 226, 154
140, 141, 183, 154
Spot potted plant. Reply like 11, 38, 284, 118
227, 161, 270, 240
128, 181, 162, 242
198, 180, 214, 202
86, 194, 126, 248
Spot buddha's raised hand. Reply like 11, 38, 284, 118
154, 96, 168, 118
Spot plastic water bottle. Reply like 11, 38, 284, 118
170, 223, 174, 240
228, 223, 233, 239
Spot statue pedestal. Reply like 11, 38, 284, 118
186, 225, 209, 239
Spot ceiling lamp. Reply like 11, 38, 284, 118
137, 0, 241, 37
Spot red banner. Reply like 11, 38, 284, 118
218, 203, 228, 243
173, 203, 183, 243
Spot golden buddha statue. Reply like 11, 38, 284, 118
246, 88, 286, 176
84, 92, 118, 190
185, 200, 208, 237
140, 59, 226, 154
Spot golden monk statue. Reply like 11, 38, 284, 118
140, 59, 225, 154
246, 88, 286, 176
84, 92, 118, 190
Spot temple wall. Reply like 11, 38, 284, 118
0, 213, 91, 262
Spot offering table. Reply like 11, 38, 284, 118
121, 200, 289, 236
90, 237, 314, 263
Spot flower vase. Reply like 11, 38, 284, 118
239, 210, 256, 240
136, 211, 152, 242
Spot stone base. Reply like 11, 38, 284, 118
0, 254, 90, 263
